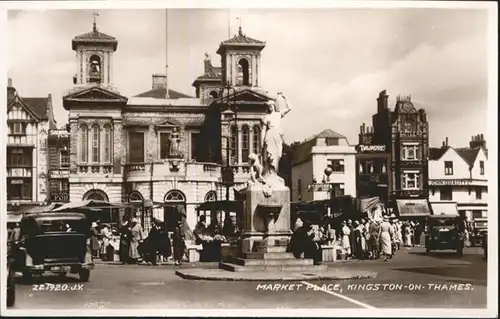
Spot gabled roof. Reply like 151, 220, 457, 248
72, 25, 118, 51
216, 27, 266, 54
134, 87, 193, 99
7, 94, 49, 121
292, 129, 347, 165
63, 86, 127, 110
455, 147, 481, 167
429, 146, 450, 161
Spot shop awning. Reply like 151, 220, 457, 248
430, 202, 459, 217
7, 213, 23, 223
25, 203, 62, 213
396, 199, 431, 217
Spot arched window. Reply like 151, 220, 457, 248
79, 124, 88, 163
89, 55, 101, 83
103, 125, 112, 163
91, 125, 100, 163
209, 90, 218, 99
83, 189, 109, 201
237, 58, 250, 86
164, 190, 186, 202
204, 191, 217, 202
128, 191, 143, 202
252, 126, 261, 155
229, 125, 238, 165
241, 125, 250, 163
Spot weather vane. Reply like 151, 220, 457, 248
236, 17, 242, 35
93, 12, 100, 31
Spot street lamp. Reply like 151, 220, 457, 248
220, 84, 237, 201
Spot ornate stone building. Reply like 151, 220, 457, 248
358, 90, 430, 219
6, 78, 56, 212
63, 23, 274, 230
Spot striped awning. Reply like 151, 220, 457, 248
396, 199, 431, 217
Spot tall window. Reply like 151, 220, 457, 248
402, 145, 420, 161
8, 148, 32, 167
402, 172, 420, 190
241, 125, 250, 163
440, 187, 453, 201
475, 187, 482, 200
10, 122, 27, 135
103, 125, 112, 163
79, 125, 88, 163
160, 133, 170, 159
328, 159, 345, 172
91, 125, 100, 163
61, 179, 69, 192
229, 125, 238, 164
129, 132, 145, 163
444, 161, 453, 175
252, 126, 261, 155
89, 55, 102, 83
190, 132, 200, 160
60, 150, 70, 168
297, 179, 302, 199
237, 58, 250, 86
8, 180, 32, 200
480, 161, 485, 175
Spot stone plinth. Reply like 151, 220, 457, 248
240, 182, 292, 254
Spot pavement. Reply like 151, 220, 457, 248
6, 246, 489, 311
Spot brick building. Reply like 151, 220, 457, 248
63, 22, 274, 230
6, 78, 56, 213
358, 90, 430, 219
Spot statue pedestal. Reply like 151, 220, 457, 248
240, 182, 292, 254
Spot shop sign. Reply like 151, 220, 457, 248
358, 145, 386, 153
429, 179, 471, 186
307, 183, 332, 192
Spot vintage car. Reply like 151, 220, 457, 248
11, 212, 94, 282
482, 231, 488, 259
469, 218, 488, 247
6, 253, 16, 307
425, 215, 464, 256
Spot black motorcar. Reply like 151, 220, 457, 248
425, 215, 463, 256
6, 255, 16, 307
11, 212, 94, 282
482, 231, 488, 259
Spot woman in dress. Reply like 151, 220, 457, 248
404, 222, 412, 247
128, 218, 144, 264
261, 94, 292, 180
354, 221, 366, 260
119, 219, 131, 264
90, 222, 101, 259
341, 221, 351, 258
172, 219, 186, 265
380, 216, 394, 262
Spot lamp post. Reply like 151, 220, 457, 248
220, 84, 237, 201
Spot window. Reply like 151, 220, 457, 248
91, 125, 100, 163
332, 183, 345, 197
402, 172, 420, 190
209, 91, 218, 99
480, 161, 484, 175
475, 187, 482, 200
440, 186, 453, 201
79, 125, 88, 163
402, 145, 420, 161
160, 133, 170, 159
326, 138, 339, 146
328, 159, 345, 172
8, 148, 32, 167
89, 55, 102, 83
61, 179, 69, 191
190, 132, 200, 160
252, 126, 261, 155
129, 132, 145, 163
229, 125, 238, 164
297, 179, 302, 198
444, 161, 453, 175
472, 210, 483, 219
103, 125, 112, 163
241, 126, 250, 163
8, 180, 32, 200
60, 150, 70, 168
10, 122, 27, 135
204, 191, 217, 202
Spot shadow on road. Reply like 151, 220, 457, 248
410, 251, 463, 259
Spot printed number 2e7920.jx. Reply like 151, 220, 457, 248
32, 283, 84, 291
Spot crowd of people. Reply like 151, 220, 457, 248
289, 214, 425, 264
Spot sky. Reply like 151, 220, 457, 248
6, 7, 492, 147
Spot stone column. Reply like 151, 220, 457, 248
113, 119, 124, 175
69, 119, 79, 174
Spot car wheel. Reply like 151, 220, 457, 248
79, 269, 90, 282
7, 272, 16, 307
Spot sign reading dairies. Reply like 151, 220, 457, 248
358, 145, 386, 152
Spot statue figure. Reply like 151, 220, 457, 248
248, 153, 263, 185
168, 127, 182, 158
260, 93, 292, 186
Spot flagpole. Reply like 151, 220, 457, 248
227, 9, 231, 37
165, 8, 170, 99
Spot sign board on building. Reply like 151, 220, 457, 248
358, 145, 386, 153
307, 183, 333, 192
11, 179, 23, 184
50, 170, 70, 179
429, 179, 471, 186
51, 192, 69, 202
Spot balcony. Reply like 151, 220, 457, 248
77, 164, 114, 175
124, 160, 222, 183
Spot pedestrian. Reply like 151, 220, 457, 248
368, 220, 381, 259
354, 221, 366, 260
348, 220, 356, 258
325, 223, 336, 246
194, 215, 208, 245
90, 222, 101, 259
100, 224, 113, 261
172, 219, 186, 265
341, 221, 351, 258
146, 219, 162, 265
119, 218, 131, 264
128, 218, 144, 264
395, 219, 403, 251
404, 222, 412, 247
159, 220, 172, 262
380, 216, 394, 262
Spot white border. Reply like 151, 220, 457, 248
0, 1, 497, 318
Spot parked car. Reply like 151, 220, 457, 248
470, 218, 488, 247
11, 212, 94, 282
6, 255, 16, 307
482, 231, 488, 259
425, 215, 463, 256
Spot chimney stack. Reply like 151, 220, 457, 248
7, 77, 16, 101
377, 90, 389, 113
445, 137, 448, 146
204, 53, 212, 74
8, 78, 12, 87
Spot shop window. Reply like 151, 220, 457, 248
444, 161, 453, 175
